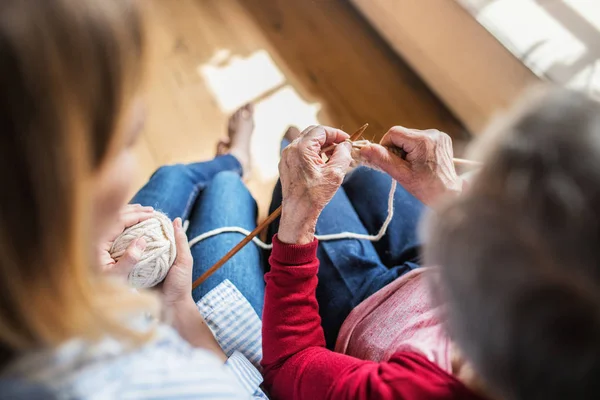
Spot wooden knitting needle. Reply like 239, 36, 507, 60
452, 157, 481, 167
321, 123, 369, 153
366, 141, 482, 168
191, 124, 370, 289
192, 204, 282, 289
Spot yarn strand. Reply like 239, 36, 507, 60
186, 180, 397, 250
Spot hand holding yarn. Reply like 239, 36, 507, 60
360, 126, 462, 206
161, 217, 194, 306
103, 205, 193, 303
108, 210, 177, 289
99, 204, 155, 280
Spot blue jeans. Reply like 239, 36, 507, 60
131, 155, 265, 316
268, 144, 425, 348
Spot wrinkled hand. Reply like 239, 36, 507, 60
360, 126, 462, 205
161, 217, 194, 306
99, 204, 154, 278
278, 125, 353, 244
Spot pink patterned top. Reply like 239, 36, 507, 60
335, 268, 453, 373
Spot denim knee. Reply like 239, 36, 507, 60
151, 164, 189, 181
211, 170, 245, 189
211, 171, 257, 205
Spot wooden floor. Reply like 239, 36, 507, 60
136, 0, 466, 215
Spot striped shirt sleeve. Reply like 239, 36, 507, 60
226, 351, 268, 399
197, 280, 267, 398
196, 280, 263, 369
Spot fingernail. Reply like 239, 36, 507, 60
175, 218, 182, 229
136, 237, 147, 250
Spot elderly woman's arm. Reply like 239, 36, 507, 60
263, 236, 459, 400
261, 126, 469, 400
360, 126, 462, 205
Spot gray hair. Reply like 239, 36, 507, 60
424, 88, 600, 400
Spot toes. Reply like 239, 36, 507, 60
227, 104, 255, 142
241, 103, 254, 119
231, 109, 242, 120
229, 104, 253, 123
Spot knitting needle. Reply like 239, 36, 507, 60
452, 157, 481, 167
191, 123, 370, 290
321, 123, 369, 153
354, 141, 482, 168
191, 204, 282, 289
388, 145, 482, 167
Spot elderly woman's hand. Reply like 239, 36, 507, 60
278, 125, 353, 244
360, 126, 462, 205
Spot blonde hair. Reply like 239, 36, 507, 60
0, 0, 158, 363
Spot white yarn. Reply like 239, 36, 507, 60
109, 212, 177, 289
188, 226, 274, 250
186, 179, 397, 250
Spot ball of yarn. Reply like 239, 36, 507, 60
109, 211, 177, 289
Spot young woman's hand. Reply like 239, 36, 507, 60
360, 126, 462, 205
278, 125, 353, 244
161, 217, 194, 306
161, 219, 226, 360
99, 204, 154, 278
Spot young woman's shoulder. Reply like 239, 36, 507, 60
4, 325, 250, 399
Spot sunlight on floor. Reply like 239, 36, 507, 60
198, 49, 321, 186
199, 49, 286, 113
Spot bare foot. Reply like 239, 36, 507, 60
284, 126, 301, 143
216, 104, 254, 174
